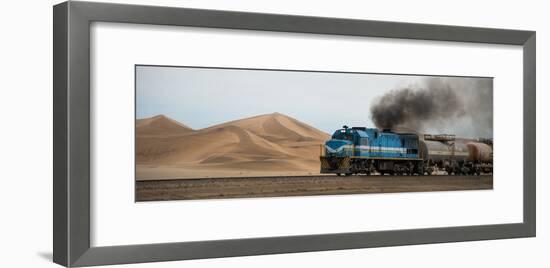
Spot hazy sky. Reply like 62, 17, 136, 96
136, 66, 491, 137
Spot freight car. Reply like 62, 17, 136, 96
320, 126, 492, 176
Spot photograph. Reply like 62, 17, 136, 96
135, 65, 493, 201
44, 2, 539, 267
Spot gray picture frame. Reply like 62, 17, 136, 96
53, 1, 536, 267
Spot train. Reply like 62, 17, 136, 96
320, 126, 492, 176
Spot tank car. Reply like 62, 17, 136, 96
419, 134, 493, 175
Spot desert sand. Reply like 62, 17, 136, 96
136, 175, 493, 201
136, 113, 331, 180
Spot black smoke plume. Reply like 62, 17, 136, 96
370, 77, 493, 138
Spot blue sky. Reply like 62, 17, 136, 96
136, 66, 419, 134
135, 65, 492, 137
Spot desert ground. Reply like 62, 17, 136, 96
136, 175, 493, 201
136, 113, 330, 180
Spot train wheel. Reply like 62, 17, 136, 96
336, 173, 342, 176
425, 167, 433, 175
345, 173, 352, 176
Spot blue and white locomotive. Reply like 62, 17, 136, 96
320, 126, 423, 176
320, 126, 493, 176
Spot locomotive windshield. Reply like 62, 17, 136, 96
332, 131, 353, 141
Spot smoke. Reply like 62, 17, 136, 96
370, 77, 493, 138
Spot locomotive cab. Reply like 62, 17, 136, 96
324, 126, 369, 158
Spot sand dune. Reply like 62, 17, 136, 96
136, 113, 331, 180
205, 112, 329, 142
136, 115, 194, 136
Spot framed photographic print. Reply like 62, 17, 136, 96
53, 1, 536, 267
134, 66, 495, 201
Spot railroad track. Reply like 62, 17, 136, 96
135, 175, 492, 201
